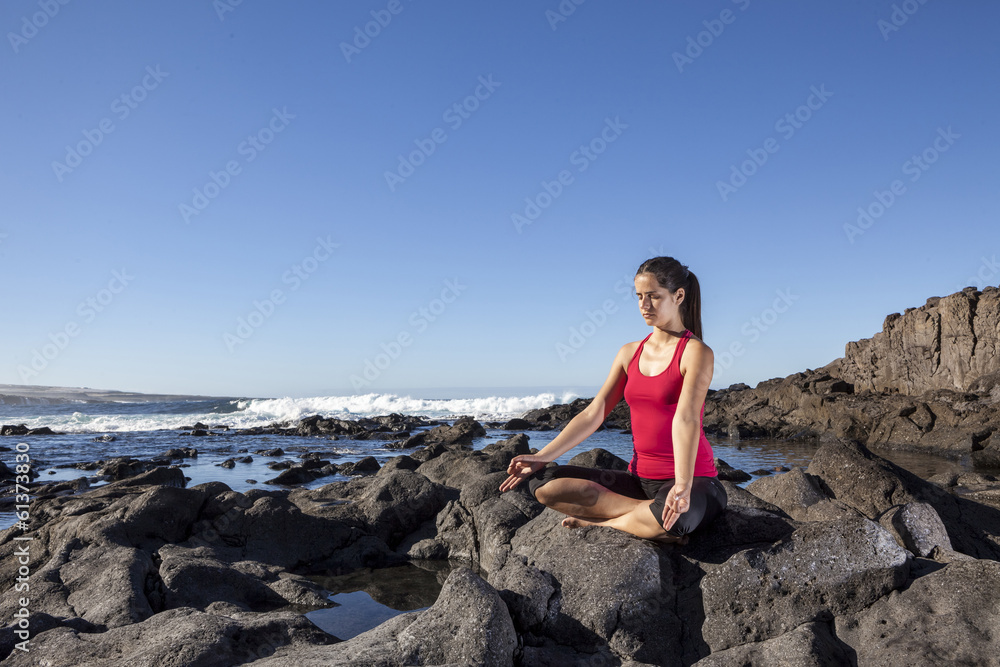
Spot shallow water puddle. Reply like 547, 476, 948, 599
307, 589, 424, 640
304, 561, 457, 640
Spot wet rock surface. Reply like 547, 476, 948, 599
3, 431, 1000, 665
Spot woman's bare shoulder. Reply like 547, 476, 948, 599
614, 340, 643, 369
685, 333, 712, 352
620, 339, 644, 356
680, 335, 714, 374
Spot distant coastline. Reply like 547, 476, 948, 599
0, 383, 237, 405
0, 384, 596, 406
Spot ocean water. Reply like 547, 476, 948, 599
0, 390, 587, 433
0, 390, 966, 532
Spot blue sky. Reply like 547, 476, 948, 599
1, 0, 997, 398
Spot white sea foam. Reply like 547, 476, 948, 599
1, 392, 581, 434
237, 392, 579, 422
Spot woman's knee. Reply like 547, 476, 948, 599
533, 481, 556, 505
534, 478, 599, 507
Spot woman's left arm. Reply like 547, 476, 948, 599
663, 339, 715, 530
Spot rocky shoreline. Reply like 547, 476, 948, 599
2, 430, 1000, 665
703, 286, 1000, 467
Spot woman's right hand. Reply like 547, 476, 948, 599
498, 455, 547, 492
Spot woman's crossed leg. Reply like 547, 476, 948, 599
528, 466, 683, 543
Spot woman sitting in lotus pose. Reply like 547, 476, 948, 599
500, 256, 727, 543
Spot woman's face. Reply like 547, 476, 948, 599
634, 272, 683, 327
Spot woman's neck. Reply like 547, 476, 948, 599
649, 325, 686, 344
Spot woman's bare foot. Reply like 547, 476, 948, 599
561, 516, 596, 529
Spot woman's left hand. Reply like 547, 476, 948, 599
661, 482, 691, 531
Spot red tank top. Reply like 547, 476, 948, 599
623, 329, 718, 479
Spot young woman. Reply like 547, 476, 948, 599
499, 257, 727, 543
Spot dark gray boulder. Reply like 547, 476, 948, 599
568, 447, 629, 470
405, 498, 478, 562
878, 502, 952, 557
700, 515, 910, 652
161, 447, 197, 459
119, 485, 208, 549
971, 431, 1000, 467
745, 468, 827, 519
338, 455, 380, 476
465, 472, 545, 573
404, 471, 544, 573
835, 559, 1000, 666
489, 553, 558, 633
264, 465, 318, 486
255, 447, 284, 457
379, 454, 418, 472
402, 416, 486, 448
415, 433, 530, 490
504, 509, 682, 665
518, 398, 593, 429
720, 480, 787, 516
106, 466, 186, 489
693, 621, 852, 667
744, 468, 860, 522
2, 608, 330, 667
807, 438, 1000, 560
157, 545, 328, 612
714, 458, 751, 483
0, 482, 206, 631
351, 470, 449, 547
193, 492, 361, 570
100, 457, 155, 481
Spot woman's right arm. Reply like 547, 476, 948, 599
498, 342, 632, 492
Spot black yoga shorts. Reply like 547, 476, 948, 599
527, 464, 728, 537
